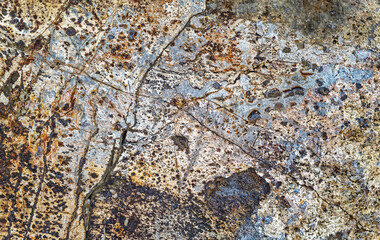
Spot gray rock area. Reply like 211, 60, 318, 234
0, 0, 379, 239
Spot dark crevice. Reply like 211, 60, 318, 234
22, 155, 48, 240
6, 146, 28, 240
64, 126, 99, 240
82, 127, 128, 240
23, 115, 59, 240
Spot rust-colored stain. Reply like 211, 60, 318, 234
0, 0, 378, 239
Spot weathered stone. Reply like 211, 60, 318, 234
205, 168, 270, 220
0, 0, 378, 239
265, 88, 282, 98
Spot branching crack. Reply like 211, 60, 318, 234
133, 10, 206, 119
179, 104, 372, 233
82, 126, 130, 240
22, 155, 48, 240
5, 0, 375, 237
64, 108, 99, 240
23, 114, 60, 240
6, 146, 27, 240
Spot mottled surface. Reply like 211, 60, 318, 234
0, 0, 379, 239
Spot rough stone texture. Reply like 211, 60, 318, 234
0, 0, 379, 239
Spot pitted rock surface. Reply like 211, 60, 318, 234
0, 0, 379, 239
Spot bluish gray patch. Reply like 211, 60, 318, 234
236, 217, 264, 240
299, 202, 307, 212
287, 213, 299, 225
263, 215, 273, 224
310, 65, 373, 88
217, 186, 251, 197
354, 50, 371, 60
313, 102, 328, 116
336, 67, 373, 84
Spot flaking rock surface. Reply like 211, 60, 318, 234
0, 0, 379, 239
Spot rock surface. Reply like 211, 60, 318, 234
0, 0, 379, 239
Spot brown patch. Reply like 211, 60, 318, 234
204, 168, 271, 231
207, 0, 358, 41
171, 135, 190, 154
88, 178, 212, 239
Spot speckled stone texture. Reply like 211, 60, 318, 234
0, 0, 379, 239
